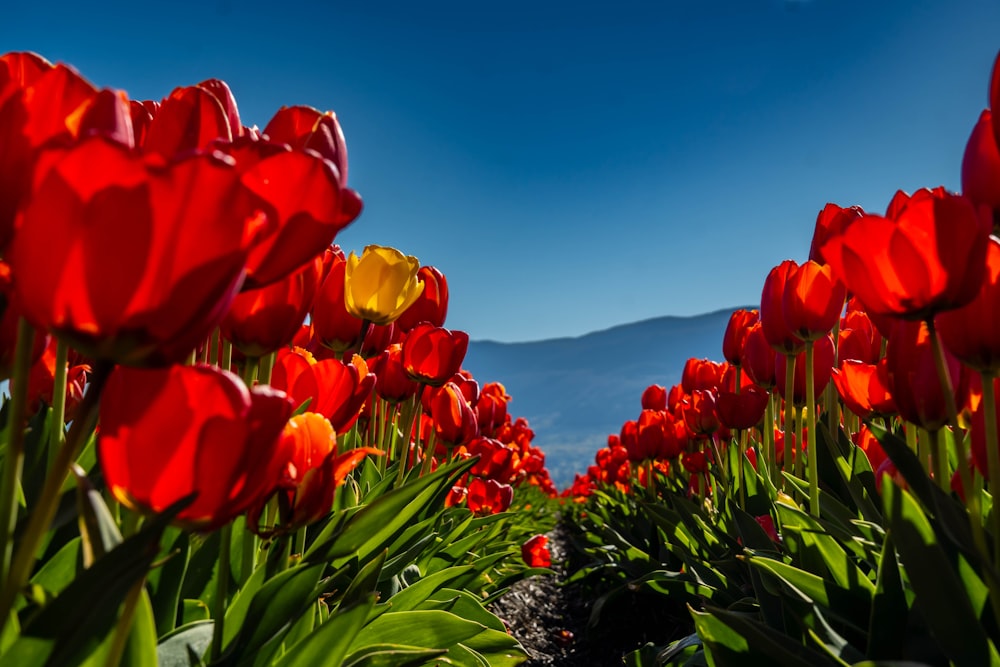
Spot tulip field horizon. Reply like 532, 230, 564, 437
4, 39, 1000, 667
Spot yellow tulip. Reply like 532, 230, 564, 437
344, 245, 425, 325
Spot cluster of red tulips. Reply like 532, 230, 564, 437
568, 51, 1000, 530
0, 50, 554, 633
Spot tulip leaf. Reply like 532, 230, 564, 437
866, 533, 908, 661
343, 644, 447, 667
388, 566, 477, 613
147, 527, 191, 636
221, 561, 326, 665
28, 536, 81, 598
340, 548, 387, 610
690, 604, 843, 666
72, 466, 122, 568
882, 480, 1000, 666
816, 424, 882, 523
122, 588, 158, 667
274, 595, 375, 667
4, 494, 190, 667
157, 621, 214, 667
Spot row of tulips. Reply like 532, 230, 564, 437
562, 49, 1000, 665
0, 51, 558, 665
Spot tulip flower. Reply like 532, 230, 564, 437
808, 203, 864, 266
838, 307, 883, 365
852, 425, 888, 473
775, 334, 835, 406
521, 535, 552, 568
680, 389, 720, 437
98, 364, 294, 530
396, 265, 450, 332
402, 323, 469, 386
831, 359, 895, 419
369, 343, 421, 403
344, 245, 424, 326
465, 477, 514, 516
716, 384, 769, 431
467, 437, 517, 482
961, 109, 1000, 223
220, 254, 323, 358
820, 187, 991, 321
681, 358, 727, 394
476, 382, 511, 437
760, 261, 806, 355
426, 381, 479, 448
258, 412, 380, 532
641, 384, 668, 411
8, 136, 265, 366
781, 260, 846, 342
269, 347, 374, 433
937, 237, 1000, 373
722, 309, 759, 366
740, 322, 777, 389
142, 82, 237, 161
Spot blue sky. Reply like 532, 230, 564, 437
5, 0, 999, 342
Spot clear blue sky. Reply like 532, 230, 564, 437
5, 0, 999, 342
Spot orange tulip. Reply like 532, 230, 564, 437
781, 260, 846, 342
402, 323, 469, 387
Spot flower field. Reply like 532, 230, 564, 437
1, 45, 1000, 666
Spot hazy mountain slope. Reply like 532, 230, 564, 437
463, 307, 746, 488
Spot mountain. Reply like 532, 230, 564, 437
462, 307, 748, 489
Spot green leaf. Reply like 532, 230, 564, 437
72, 466, 122, 567
386, 566, 476, 612
157, 621, 214, 667
275, 595, 375, 667
343, 644, 447, 667
122, 588, 158, 667
348, 609, 488, 653
866, 533, 908, 661
28, 537, 81, 598
222, 561, 325, 664
181, 599, 211, 625
5, 495, 191, 667
882, 481, 1000, 667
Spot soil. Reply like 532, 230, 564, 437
491, 521, 692, 666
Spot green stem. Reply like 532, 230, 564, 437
795, 404, 805, 480
0, 318, 35, 591
258, 351, 276, 386
806, 341, 820, 517
48, 340, 69, 467
782, 353, 796, 487
209, 328, 220, 367
211, 524, 232, 660
221, 339, 233, 373
420, 429, 438, 476
0, 359, 113, 636
981, 371, 1000, 569
103, 576, 146, 667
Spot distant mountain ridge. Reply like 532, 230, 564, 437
462, 307, 750, 489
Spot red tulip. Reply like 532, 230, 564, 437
680, 389, 720, 437
961, 109, 1000, 220
310, 249, 365, 353
760, 260, 807, 355
808, 203, 864, 266
722, 308, 759, 366
220, 254, 323, 357
852, 425, 888, 473
9, 136, 264, 366
426, 381, 479, 447
885, 319, 970, 431
466, 477, 513, 516
641, 384, 667, 411
369, 343, 420, 403
98, 364, 294, 530
838, 307, 883, 365
467, 436, 517, 482
521, 534, 552, 568
937, 237, 1000, 373
19, 336, 90, 420
402, 323, 469, 387
0, 262, 49, 381
269, 347, 375, 433
831, 359, 895, 419
476, 382, 511, 437
740, 322, 777, 389
781, 260, 846, 342
716, 384, 769, 431
141, 82, 236, 161
681, 358, 727, 393
820, 187, 991, 321
396, 265, 449, 332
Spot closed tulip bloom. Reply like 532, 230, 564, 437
402, 323, 469, 386
98, 364, 294, 530
426, 381, 479, 447
820, 187, 991, 321
521, 535, 552, 568
839, 308, 883, 365
808, 203, 864, 265
722, 309, 759, 366
641, 384, 668, 411
220, 254, 323, 358
370, 343, 420, 402
740, 322, 777, 389
680, 389, 720, 437
311, 248, 365, 352
396, 265, 450, 332
961, 110, 1000, 222
681, 358, 727, 393
141, 82, 236, 161
760, 261, 807, 355
344, 245, 424, 325
885, 319, 970, 431
782, 260, 846, 342
716, 385, 769, 431
937, 237, 1000, 373
476, 382, 511, 437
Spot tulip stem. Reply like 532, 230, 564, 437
209, 329, 220, 366
221, 340, 233, 373
103, 576, 146, 667
258, 351, 276, 386
420, 429, 438, 476
48, 340, 69, 467
782, 354, 796, 487
981, 371, 1000, 570
794, 404, 804, 480
0, 358, 113, 637
0, 318, 35, 593
926, 428, 949, 493
211, 524, 232, 660
806, 341, 820, 517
